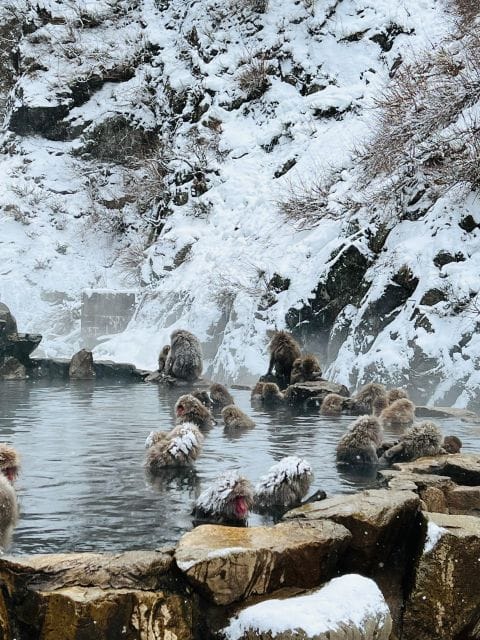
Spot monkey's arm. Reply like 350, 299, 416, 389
383, 441, 405, 461
267, 354, 275, 375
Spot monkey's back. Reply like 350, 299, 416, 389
0, 475, 18, 550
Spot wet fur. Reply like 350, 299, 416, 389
192, 390, 212, 408
266, 330, 302, 389
382, 421, 443, 462
0, 444, 19, 551
250, 381, 265, 402
290, 355, 322, 384
353, 383, 387, 413
320, 393, 344, 417
158, 345, 170, 373
387, 388, 409, 403
336, 416, 384, 465
145, 423, 204, 470
261, 382, 285, 407
175, 394, 215, 429
165, 329, 203, 381
380, 398, 415, 427
222, 405, 255, 429
210, 383, 234, 408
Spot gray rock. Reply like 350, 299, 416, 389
69, 349, 96, 379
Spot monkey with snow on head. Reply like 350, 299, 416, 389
336, 415, 384, 465
0, 444, 19, 551
379, 398, 415, 427
266, 330, 302, 389
192, 471, 254, 525
381, 421, 443, 463
290, 355, 322, 385
222, 405, 255, 430
145, 423, 204, 472
254, 456, 314, 514
209, 383, 234, 409
164, 329, 203, 381
175, 394, 215, 430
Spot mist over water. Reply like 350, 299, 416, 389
0, 381, 478, 555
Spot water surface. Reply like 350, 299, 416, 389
1, 380, 478, 554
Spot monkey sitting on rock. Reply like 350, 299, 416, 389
192, 471, 254, 525
210, 383, 234, 409
336, 415, 384, 465
222, 405, 255, 430
164, 329, 203, 381
175, 394, 215, 429
0, 444, 19, 551
265, 330, 302, 389
380, 421, 444, 463
254, 456, 314, 514
290, 355, 322, 384
145, 423, 204, 471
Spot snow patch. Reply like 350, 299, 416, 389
424, 521, 447, 554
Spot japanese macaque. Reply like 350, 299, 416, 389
254, 456, 313, 513
261, 382, 285, 407
266, 330, 302, 389
442, 435, 462, 454
386, 387, 409, 404
164, 329, 203, 381
158, 345, 170, 373
250, 381, 265, 403
381, 421, 443, 463
336, 415, 384, 465
192, 390, 212, 408
145, 423, 204, 471
320, 393, 345, 417
379, 398, 415, 427
290, 355, 322, 385
222, 405, 255, 429
175, 394, 215, 429
352, 383, 388, 413
0, 444, 19, 551
209, 383, 234, 409
372, 395, 389, 416
192, 471, 254, 525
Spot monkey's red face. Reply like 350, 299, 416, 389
3, 466, 17, 483
176, 404, 185, 416
233, 496, 249, 520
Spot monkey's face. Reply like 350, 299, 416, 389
2, 465, 18, 483
232, 495, 249, 520
176, 402, 186, 417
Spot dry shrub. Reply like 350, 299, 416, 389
238, 56, 270, 99
449, 0, 480, 23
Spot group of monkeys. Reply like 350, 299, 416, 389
143, 328, 463, 527
0, 328, 464, 548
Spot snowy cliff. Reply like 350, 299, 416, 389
1, 0, 479, 407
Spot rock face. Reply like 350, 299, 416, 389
393, 453, 480, 486
69, 348, 96, 379
0, 550, 196, 640
403, 512, 480, 640
221, 574, 392, 640
0, 303, 42, 377
174, 520, 351, 606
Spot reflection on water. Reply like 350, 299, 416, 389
0, 380, 478, 554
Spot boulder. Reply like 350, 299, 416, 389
284, 489, 421, 630
69, 349, 96, 379
174, 520, 351, 606
0, 550, 195, 640
284, 381, 350, 407
378, 470, 455, 513
221, 574, 392, 640
393, 453, 480, 486
0, 356, 27, 380
0, 302, 18, 337
446, 486, 480, 516
403, 512, 480, 640
415, 405, 479, 422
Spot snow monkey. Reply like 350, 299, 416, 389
336, 415, 384, 465
221, 405, 255, 430
0, 444, 19, 551
261, 382, 285, 407
381, 421, 443, 463
352, 383, 388, 413
320, 393, 345, 417
164, 329, 203, 380
442, 435, 462, 454
386, 387, 409, 404
209, 383, 234, 409
158, 345, 170, 373
290, 354, 322, 385
175, 394, 215, 430
266, 330, 302, 389
145, 423, 204, 471
379, 398, 415, 428
192, 471, 254, 525
191, 390, 212, 408
250, 381, 265, 403
254, 456, 313, 513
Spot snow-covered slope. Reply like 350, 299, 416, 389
1, 0, 479, 406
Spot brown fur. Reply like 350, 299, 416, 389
290, 355, 322, 384
175, 394, 215, 429
380, 398, 415, 427
373, 395, 389, 416
250, 381, 265, 402
158, 345, 170, 373
222, 405, 255, 429
145, 423, 204, 471
209, 383, 234, 408
382, 421, 443, 462
165, 329, 203, 380
266, 330, 302, 389
193, 471, 254, 524
192, 390, 212, 408
0, 444, 19, 551
320, 393, 344, 417
262, 382, 285, 407
353, 383, 387, 412
387, 388, 409, 403
336, 416, 384, 465
442, 435, 462, 454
